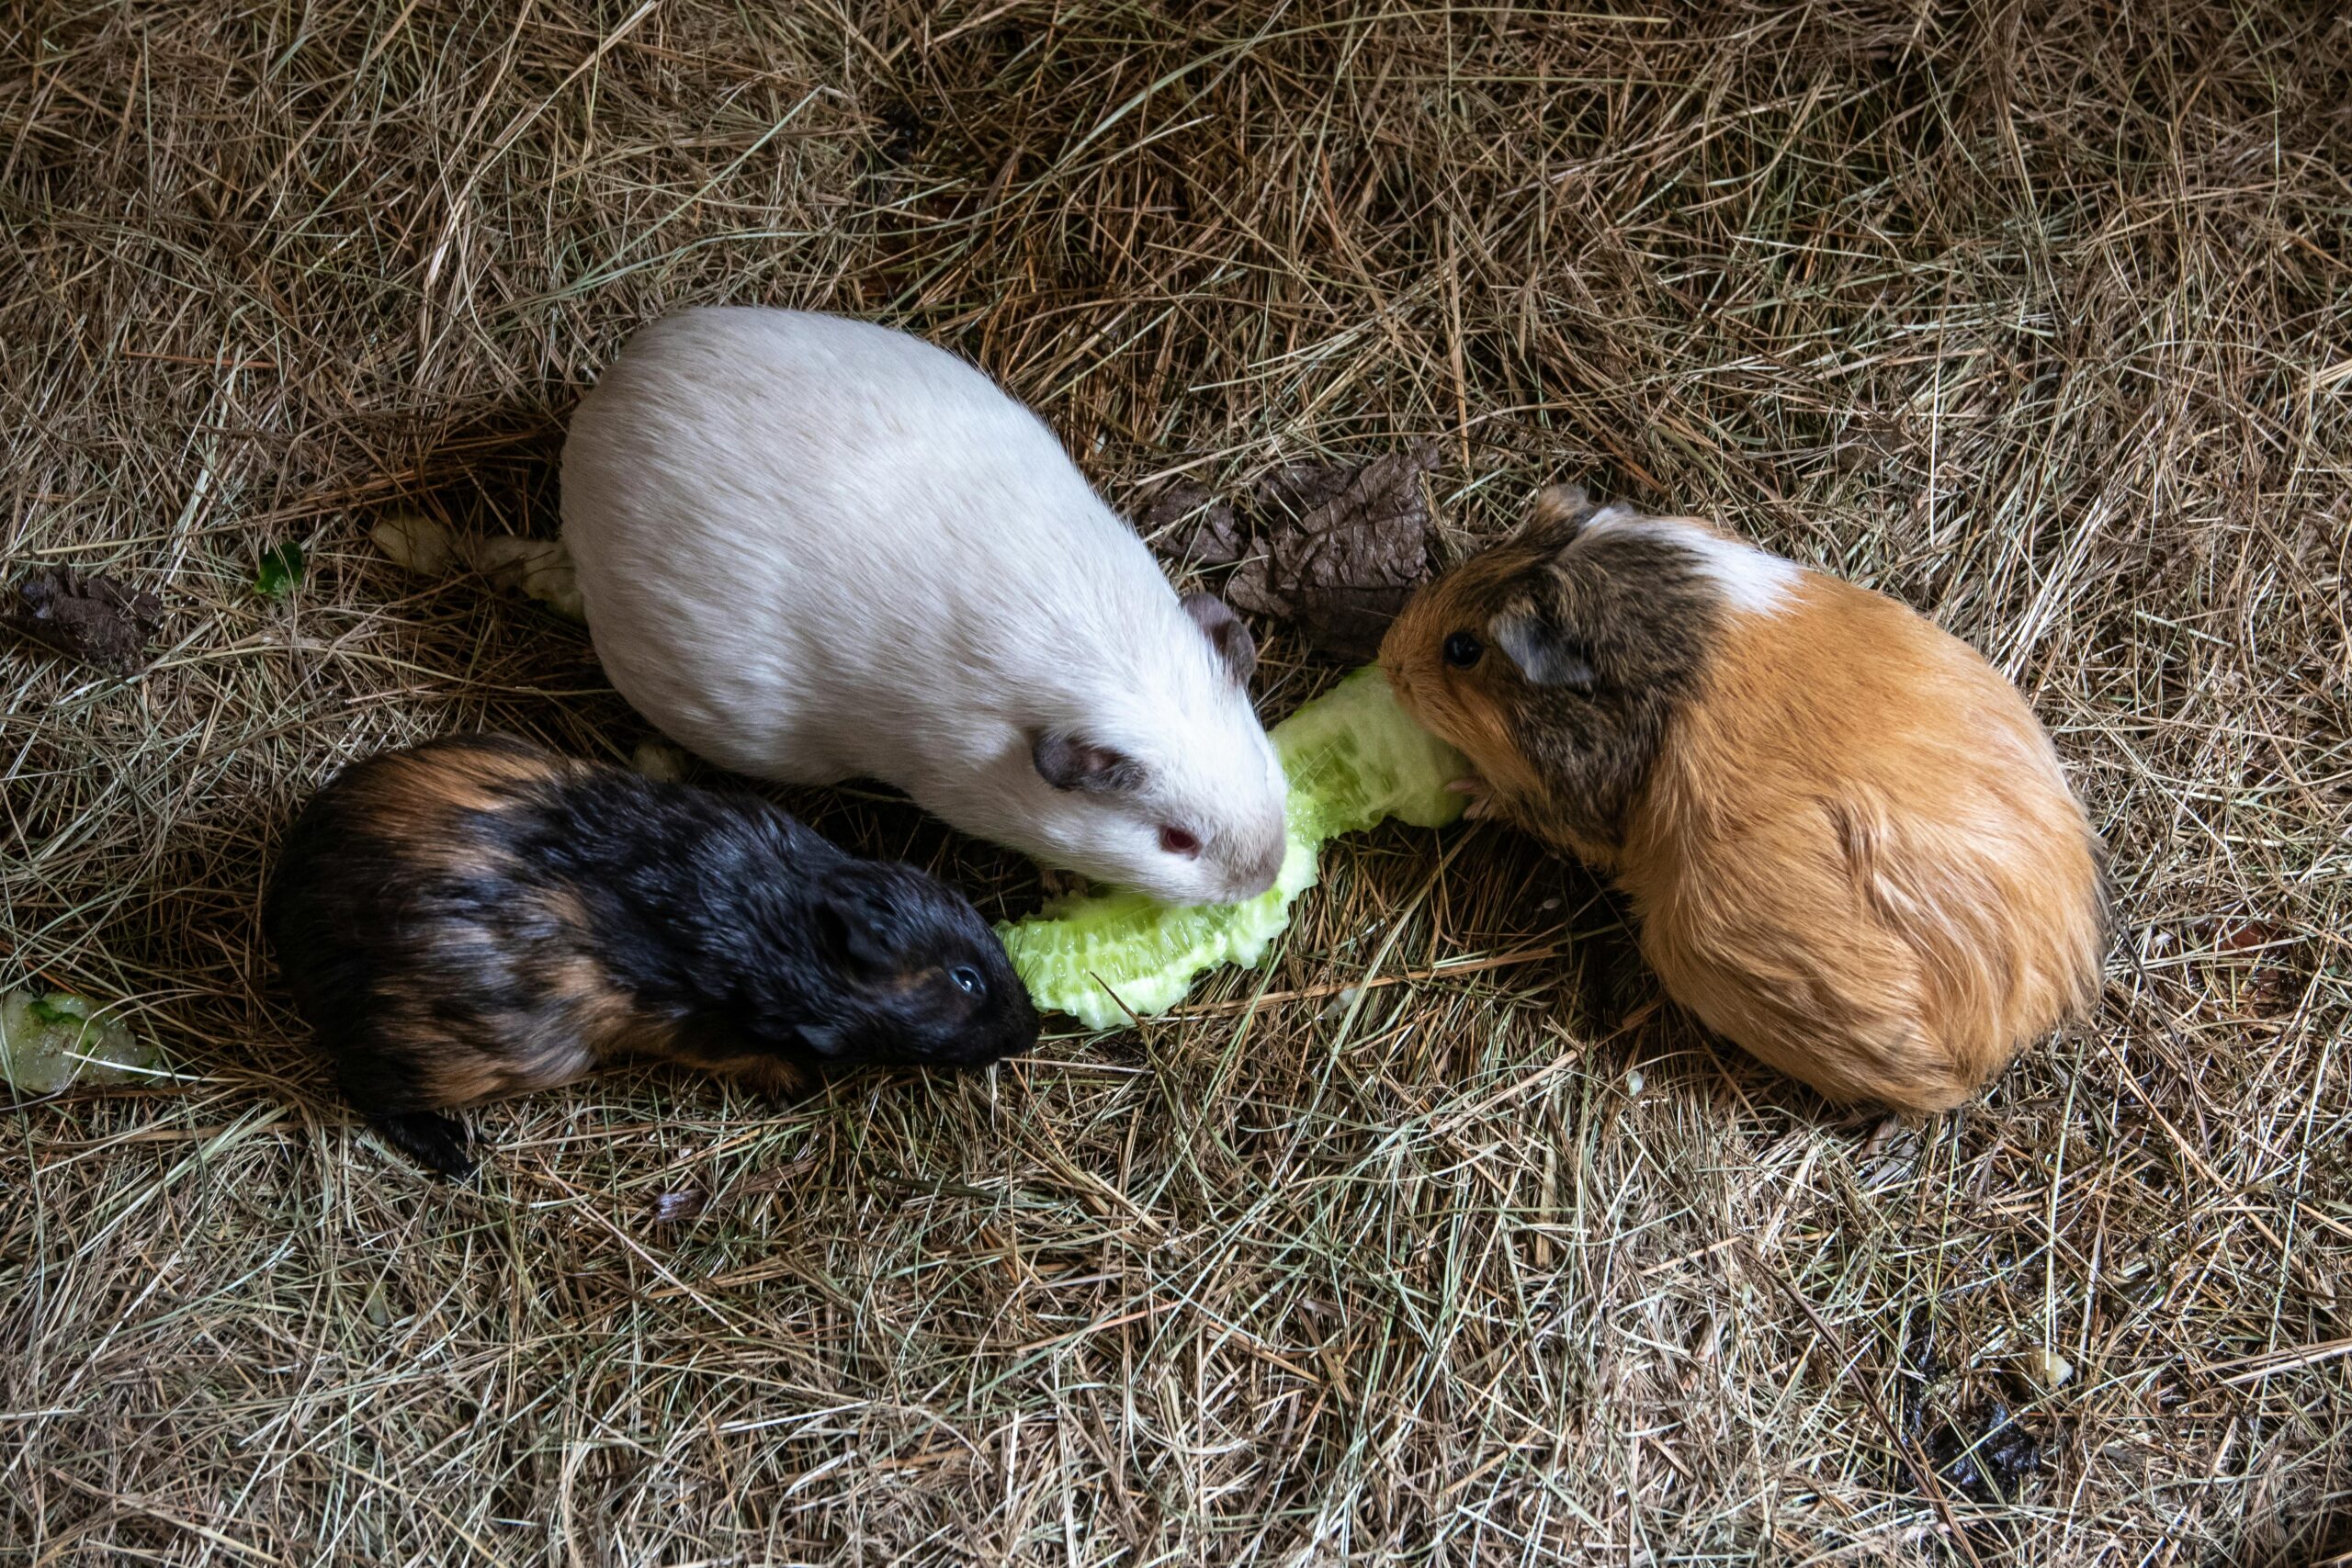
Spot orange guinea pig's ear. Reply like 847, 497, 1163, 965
1490, 606, 1596, 693
1513, 483, 1602, 549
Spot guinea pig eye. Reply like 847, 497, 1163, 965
949, 964, 986, 998
1159, 825, 1202, 858
1442, 631, 1485, 669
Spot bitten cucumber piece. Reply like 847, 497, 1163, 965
1000, 666, 1466, 1028
0, 989, 159, 1095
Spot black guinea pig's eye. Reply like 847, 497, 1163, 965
1442, 631, 1485, 669
949, 964, 986, 998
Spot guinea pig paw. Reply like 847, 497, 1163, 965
1035, 864, 1090, 903
374, 1111, 478, 1181
1446, 775, 1498, 820
724, 1055, 813, 1104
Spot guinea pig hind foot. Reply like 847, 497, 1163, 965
373, 1111, 479, 1180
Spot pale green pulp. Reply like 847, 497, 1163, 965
999, 665, 1468, 1029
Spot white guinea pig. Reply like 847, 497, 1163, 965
560, 308, 1289, 906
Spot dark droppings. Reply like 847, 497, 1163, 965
4, 568, 164, 675
872, 99, 927, 163
1902, 1310, 2046, 1505
1930, 1403, 2042, 1504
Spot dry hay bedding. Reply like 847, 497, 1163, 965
2, 2, 2347, 1564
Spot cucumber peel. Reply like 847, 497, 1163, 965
999, 665, 1467, 1028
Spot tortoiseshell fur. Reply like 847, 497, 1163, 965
1384, 490, 2107, 1112
266, 734, 1035, 1176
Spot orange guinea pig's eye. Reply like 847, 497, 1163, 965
1442, 631, 1485, 669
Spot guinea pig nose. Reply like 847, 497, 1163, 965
1238, 835, 1286, 893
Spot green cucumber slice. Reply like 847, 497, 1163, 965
1000, 666, 1465, 1029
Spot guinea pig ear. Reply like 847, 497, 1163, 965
813, 876, 902, 977
1032, 730, 1148, 795
795, 1021, 852, 1059
1513, 483, 1603, 548
1180, 592, 1257, 686
1489, 608, 1597, 693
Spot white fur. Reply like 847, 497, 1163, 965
1584, 505, 1805, 616
560, 309, 1288, 905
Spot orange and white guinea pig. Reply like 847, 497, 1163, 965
1381, 485, 2107, 1113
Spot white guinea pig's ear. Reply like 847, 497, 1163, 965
1033, 731, 1149, 794
1489, 608, 1596, 693
1180, 592, 1257, 686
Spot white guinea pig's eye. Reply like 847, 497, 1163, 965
1159, 826, 1202, 858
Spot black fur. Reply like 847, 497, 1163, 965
265, 734, 1037, 1177
377, 1111, 475, 1179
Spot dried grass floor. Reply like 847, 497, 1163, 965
4, 3, 2348, 1562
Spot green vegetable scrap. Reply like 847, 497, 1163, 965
469, 536, 585, 624
254, 541, 306, 599
999, 665, 1468, 1029
369, 513, 458, 576
369, 514, 585, 624
0, 988, 160, 1096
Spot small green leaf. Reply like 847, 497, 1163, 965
255, 541, 305, 599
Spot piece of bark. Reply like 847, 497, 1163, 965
1227, 442, 1442, 662
1138, 479, 1246, 567
3, 569, 164, 676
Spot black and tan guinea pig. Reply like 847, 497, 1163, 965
1381, 486, 2107, 1114
264, 734, 1038, 1177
